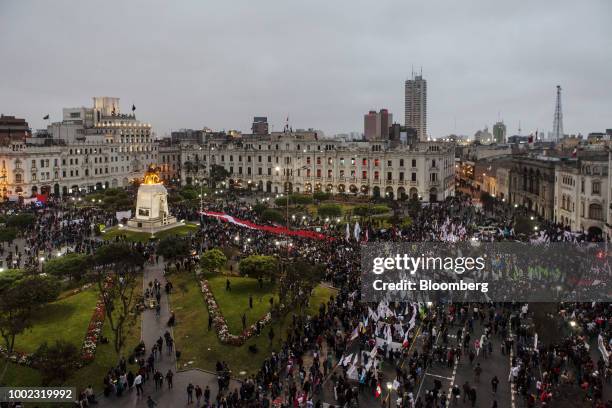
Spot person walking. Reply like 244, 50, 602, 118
491, 375, 499, 393
204, 385, 211, 405
134, 373, 144, 396
146, 396, 157, 408
166, 369, 174, 389
187, 383, 195, 404
242, 313, 247, 330
195, 385, 203, 407
474, 363, 482, 383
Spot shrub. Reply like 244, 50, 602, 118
239, 255, 278, 279
318, 203, 342, 218
312, 192, 331, 201
261, 209, 284, 224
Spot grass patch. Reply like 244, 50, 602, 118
0, 280, 143, 395
103, 223, 198, 242
170, 271, 335, 375
14, 289, 99, 354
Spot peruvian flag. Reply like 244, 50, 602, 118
374, 383, 382, 398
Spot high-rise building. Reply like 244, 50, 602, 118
552, 85, 564, 141
363, 109, 393, 141
252, 117, 269, 135
405, 74, 427, 141
493, 121, 507, 144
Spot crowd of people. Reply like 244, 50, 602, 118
1, 188, 610, 407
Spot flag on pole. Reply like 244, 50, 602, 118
345, 223, 350, 242
354, 222, 361, 241
374, 383, 382, 398
43, 114, 49, 120
132, 104, 136, 112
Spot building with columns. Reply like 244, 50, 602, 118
0, 97, 156, 198
179, 131, 455, 201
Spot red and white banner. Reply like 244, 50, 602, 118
201, 211, 333, 241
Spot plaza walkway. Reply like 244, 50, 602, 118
99, 261, 240, 407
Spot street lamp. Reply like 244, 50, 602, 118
386, 382, 393, 408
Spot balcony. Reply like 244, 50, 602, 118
385, 179, 394, 185
429, 180, 440, 186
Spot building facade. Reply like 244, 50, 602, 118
493, 121, 507, 144
508, 156, 557, 220
179, 132, 455, 202
554, 154, 608, 236
405, 75, 427, 141
0, 97, 156, 199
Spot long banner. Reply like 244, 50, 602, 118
200, 211, 333, 241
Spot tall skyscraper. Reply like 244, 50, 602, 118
552, 85, 564, 141
363, 109, 392, 141
493, 121, 507, 144
405, 74, 427, 141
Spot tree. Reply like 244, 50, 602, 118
261, 209, 284, 224
43, 253, 91, 281
313, 191, 331, 201
93, 243, 145, 353
353, 204, 390, 217
0, 227, 17, 243
0, 269, 23, 292
157, 237, 191, 262
407, 197, 421, 217
317, 203, 342, 219
0, 275, 59, 353
200, 249, 227, 273
209, 164, 230, 188
279, 259, 324, 310
252, 203, 268, 216
32, 340, 80, 385
239, 255, 278, 280
513, 215, 535, 236
6, 213, 36, 229
480, 192, 495, 212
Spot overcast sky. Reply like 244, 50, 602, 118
1, 0, 611, 138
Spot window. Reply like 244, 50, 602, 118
412, 173, 417, 182
307, 157, 311, 165
374, 159, 380, 167
411, 159, 416, 167
307, 169, 311, 177
430, 173, 438, 182
327, 169, 332, 178
589, 203, 603, 220
387, 172, 392, 181
316, 169, 321, 178
362, 158, 367, 166
316, 157, 321, 165
400, 159, 404, 167
351, 158, 355, 166
328, 158, 332, 165
374, 171, 379, 180
399, 172, 404, 181
362, 171, 367, 179
592, 181, 601, 195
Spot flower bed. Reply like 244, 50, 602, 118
200, 280, 272, 346
80, 297, 106, 362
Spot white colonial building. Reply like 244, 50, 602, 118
554, 152, 608, 236
178, 132, 455, 201
0, 97, 156, 198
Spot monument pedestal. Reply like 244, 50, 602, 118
125, 168, 179, 234
126, 215, 178, 233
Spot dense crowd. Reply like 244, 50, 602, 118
0, 189, 610, 408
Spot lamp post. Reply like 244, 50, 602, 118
386, 382, 393, 408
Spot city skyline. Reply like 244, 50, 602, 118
1, 0, 611, 138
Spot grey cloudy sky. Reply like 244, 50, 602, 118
1, 0, 611, 138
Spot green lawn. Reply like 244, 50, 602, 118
103, 222, 198, 242
14, 288, 100, 354
170, 272, 335, 375
0, 281, 142, 394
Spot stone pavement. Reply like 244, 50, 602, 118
99, 262, 240, 408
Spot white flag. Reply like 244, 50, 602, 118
354, 222, 361, 241
345, 223, 350, 242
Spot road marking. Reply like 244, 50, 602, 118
426, 373, 453, 381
